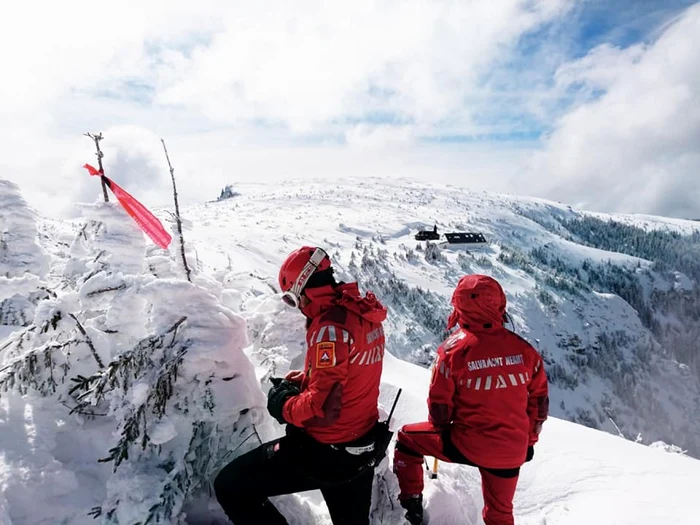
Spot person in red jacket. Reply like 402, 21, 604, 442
393, 274, 549, 525
215, 246, 388, 525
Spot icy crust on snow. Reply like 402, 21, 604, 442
0, 199, 265, 525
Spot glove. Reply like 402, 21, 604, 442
525, 445, 534, 463
267, 378, 300, 425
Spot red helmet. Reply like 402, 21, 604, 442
447, 274, 506, 330
278, 246, 331, 307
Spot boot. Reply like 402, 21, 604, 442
400, 494, 424, 525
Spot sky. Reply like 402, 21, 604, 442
1, 0, 699, 219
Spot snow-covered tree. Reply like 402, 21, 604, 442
0, 199, 265, 524
0, 179, 50, 326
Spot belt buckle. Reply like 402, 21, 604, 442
344, 443, 375, 456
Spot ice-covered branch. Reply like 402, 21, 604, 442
68, 313, 105, 368
161, 138, 192, 283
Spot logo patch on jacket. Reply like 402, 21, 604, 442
316, 342, 336, 369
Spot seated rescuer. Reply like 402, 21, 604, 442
393, 274, 549, 525
214, 246, 389, 525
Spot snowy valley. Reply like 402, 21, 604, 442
1, 176, 700, 524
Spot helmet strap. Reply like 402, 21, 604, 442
285, 247, 328, 307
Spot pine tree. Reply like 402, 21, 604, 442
0, 198, 264, 524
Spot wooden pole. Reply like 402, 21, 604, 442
430, 457, 439, 479
85, 132, 109, 202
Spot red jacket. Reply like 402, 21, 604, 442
282, 282, 388, 444
429, 326, 549, 469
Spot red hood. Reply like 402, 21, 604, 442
303, 282, 387, 323
447, 274, 506, 331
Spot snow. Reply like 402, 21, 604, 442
149, 418, 178, 445
377, 356, 700, 525
0, 325, 18, 342
0, 195, 264, 525
0, 179, 49, 279
672, 271, 693, 291
130, 383, 149, 405
585, 210, 700, 235
1, 176, 699, 524
180, 179, 700, 453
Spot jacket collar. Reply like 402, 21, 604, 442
301, 283, 357, 318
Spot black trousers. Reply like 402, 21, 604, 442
214, 429, 375, 525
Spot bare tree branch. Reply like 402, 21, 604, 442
0, 325, 36, 354
161, 138, 192, 283
61, 401, 108, 417
86, 284, 127, 297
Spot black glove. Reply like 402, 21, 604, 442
525, 445, 534, 462
267, 378, 300, 425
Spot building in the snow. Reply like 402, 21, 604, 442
415, 225, 440, 241
441, 232, 487, 245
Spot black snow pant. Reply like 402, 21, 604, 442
214, 427, 376, 525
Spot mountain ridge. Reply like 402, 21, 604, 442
184, 179, 700, 456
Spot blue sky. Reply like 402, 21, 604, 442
453, 0, 699, 143
575, 0, 698, 49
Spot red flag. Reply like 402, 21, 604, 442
83, 163, 102, 176
83, 164, 172, 249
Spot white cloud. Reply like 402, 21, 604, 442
345, 124, 417, 149
105, 132, 533, 211
155, 0, 571, 133
0, 0, 575, 217
554, 43, 646, 95
527, 3, 700, 219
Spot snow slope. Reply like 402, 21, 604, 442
186, 290, 700, 525
184, 179, 700, 457
1, 176, 700, 524
377, 354, 700, 525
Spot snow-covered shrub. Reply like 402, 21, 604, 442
0, 179, 49, 325
0, 201, 264, 525
497, 245, 535, 274
537, 288, 557, 312
424, 241, 442, 262
0, 179, 49, 278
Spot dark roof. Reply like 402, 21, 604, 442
415, 230, 440, 240
444, 232, 487, 244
